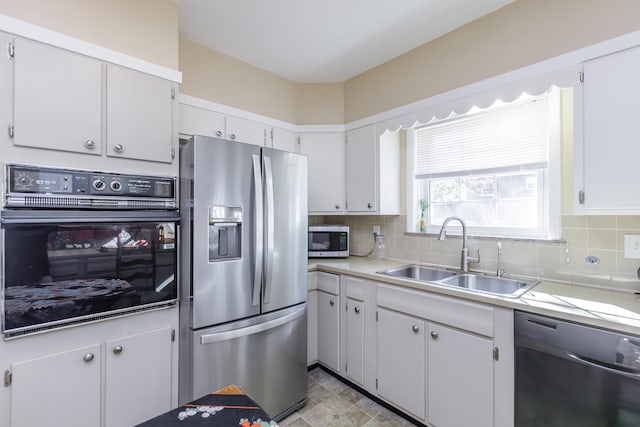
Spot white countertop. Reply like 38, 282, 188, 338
309, 256, 640, 336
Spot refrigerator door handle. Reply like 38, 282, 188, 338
252, 154, 263, 307
263, 155, 275, 304
199, 307, 305, 344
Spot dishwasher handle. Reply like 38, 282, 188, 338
566, 352, 640, 380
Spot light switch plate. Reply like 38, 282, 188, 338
624, 234, 640, 259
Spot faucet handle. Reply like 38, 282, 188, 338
468, 248, 480, 264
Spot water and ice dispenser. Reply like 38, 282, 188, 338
208, 206, 242, 261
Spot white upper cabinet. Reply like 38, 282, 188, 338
7, 35, 177, 165
271, 126, 298, 152
299, 132, 345, 214
179, 104, 226, 139
13, 37, 103, 156
106, 65, 176, 163
577, 45, 640, 213
225, 115, 267, 146
345, 124, 400, 214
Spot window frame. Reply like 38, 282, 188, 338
406, 87, 563, 240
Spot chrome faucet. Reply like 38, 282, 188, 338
497, 241, 508, 277
438, 216, 479, 272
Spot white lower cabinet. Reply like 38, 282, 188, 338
377, 308, 426, 421
104, 327, 173, 427
427, 323, 493, 427
345, 297, 365, 386
10, 344, 102, 427
6, 323, 175, 427
307, 272, 319, 365
316, 271, 341, 371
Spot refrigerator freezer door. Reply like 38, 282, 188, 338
192, 304, 308, 419
191, 136, 262, 329
262, 148, 308, 313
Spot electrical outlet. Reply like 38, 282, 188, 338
624, 234, 640, 259
372, 225, 380, 235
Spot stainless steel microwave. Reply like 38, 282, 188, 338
308, 225, 349, 258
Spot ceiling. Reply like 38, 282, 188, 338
178, 0, 514, 83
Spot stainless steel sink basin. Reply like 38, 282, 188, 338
376, 264, 538, 298
377, 264, 457, 282
439, 274, 537, 297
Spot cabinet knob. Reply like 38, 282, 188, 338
412, 325, 420, 333
354, 306, 360, 314
215, 130, 223, 137
430, 331, 439, 339
84, 139, 96, 149
229, 133, 236, 140
113, 345, 123, 355
329, 299, 335, 306
367, 202, 373, 209
335, 204, 341, 210
83, 353, 95, 362
113, 143, 124, 153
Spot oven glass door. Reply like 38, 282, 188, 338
2, 220, 177, 335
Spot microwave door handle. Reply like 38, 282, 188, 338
252, 154, 263, 307
263, 155, 275, 304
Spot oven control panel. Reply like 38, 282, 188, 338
5, 164, 177, 209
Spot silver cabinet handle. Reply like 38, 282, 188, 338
215, 130, 223, 137
329, 299, 335, 306
84, 139, 96, 149
113, 345, 123, 355
431, 331, 439, 339
229, 133, 236, 140
335, 204, 341, 210
367, 202, 373, 209
83, 353, 94, 362
113, 143, 124, 153
412, 325, 420, 333
354, 306, 360, 314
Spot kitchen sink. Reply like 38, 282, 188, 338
376, 264, 538, 298
439, 274, 537, 297
377, 264, 457, 282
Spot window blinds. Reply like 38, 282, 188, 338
414, 93, 550, 179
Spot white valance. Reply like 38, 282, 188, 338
377, 65, 579, 135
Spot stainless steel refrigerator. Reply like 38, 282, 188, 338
178, 135, 308, 419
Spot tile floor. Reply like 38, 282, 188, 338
279, 367, 419, 427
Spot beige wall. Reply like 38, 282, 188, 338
180, 37, 300, 124
344, 0, 640, 122
297, 83, 344, 125
0, 0, 179, 69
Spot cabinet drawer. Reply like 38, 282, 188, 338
343, 275, 365, 301
377, 284, 494, 337
317, 272, 339, 295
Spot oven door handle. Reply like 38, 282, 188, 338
566, 352, 640, 380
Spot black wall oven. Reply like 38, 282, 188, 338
1, 164, 179, 338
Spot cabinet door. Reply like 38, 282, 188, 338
317, 290, 340, 371
105, 327, 173, 427
179, 104, 225, 138
345, 298, 365, 386
225, 115, 266, 146
307, 289, 318, 365
299, 132, 345, 214
581, 46, 640, 211
377, 308, 426, 420
271, 126, 298, 152
106, 65, 175, 163
13, 37, 102, 155
346, 125, 377, 212
10, 344, 101, 427
428, 323, 493, 427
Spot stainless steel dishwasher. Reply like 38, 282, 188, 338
515, 311, 640, 426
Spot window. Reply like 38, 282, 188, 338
407, 88, 562, 239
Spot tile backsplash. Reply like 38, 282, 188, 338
310, 215, 640, 293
